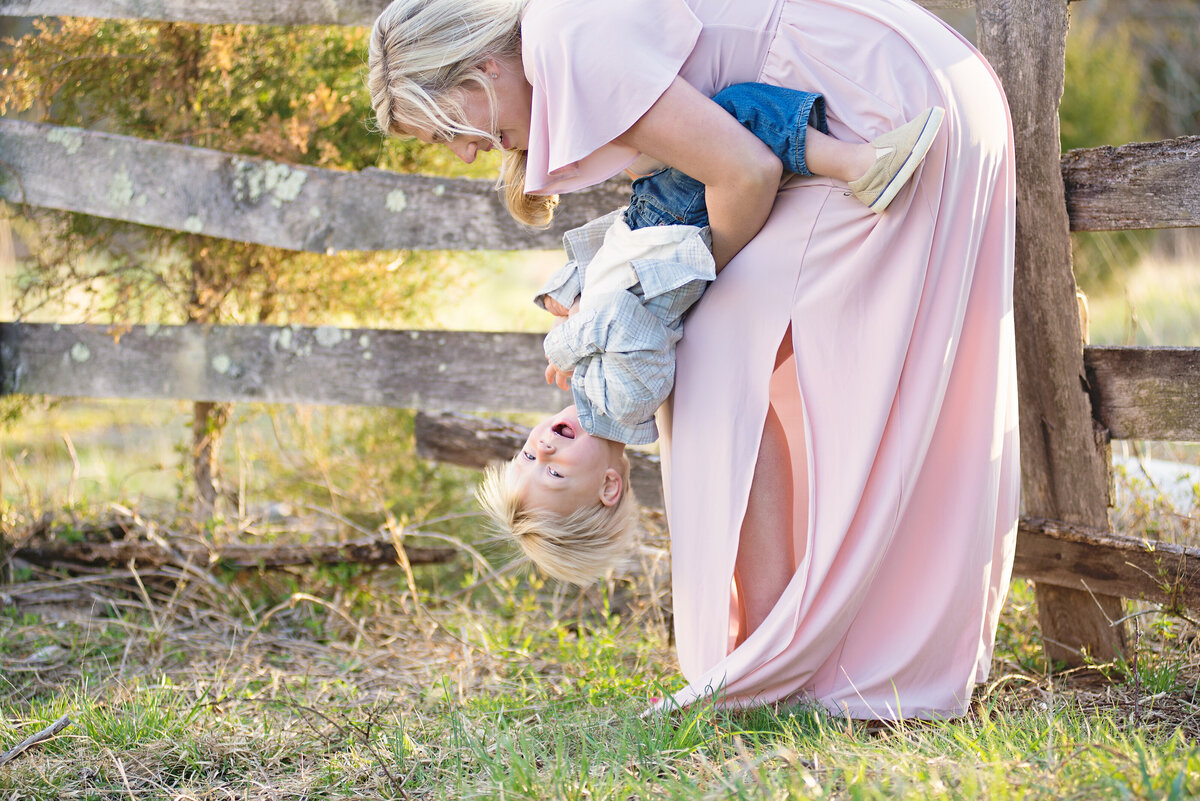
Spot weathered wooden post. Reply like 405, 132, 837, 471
0, 344, 7, 585
977, 0, 1127, 664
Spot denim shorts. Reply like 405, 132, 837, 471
625, 167, 709, 229
623, 82, 828, 232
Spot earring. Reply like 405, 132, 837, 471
490, 72, 499, 78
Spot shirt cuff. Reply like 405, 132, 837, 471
573, 389, 660, 446
534, 262, 582, 312
543, 312, 593, 370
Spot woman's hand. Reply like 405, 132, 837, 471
615, 77, 783, 272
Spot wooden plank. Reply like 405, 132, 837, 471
16, 534, 457, 570
0, 119, 630, 253
1015, 517, 1200, 614
6, 322, 1196, 441
0, 0, 968, 25
0, 322, 570, 415
1086, 346, 1200, 441
414, 413, 1200, 613
977, 0, 1126, 664
0, 0, 392, 25
7, 121, 1196, 252
414, 411, 665, 510
1064, 136, 1200, 231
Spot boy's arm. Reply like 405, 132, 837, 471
535, 209, 624, 313
543, 291, 678, 436
542, 296, 572, 317
544, 304, 579, 389
534, 264, 582, 314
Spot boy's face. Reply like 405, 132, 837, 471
513, 406, 624, 517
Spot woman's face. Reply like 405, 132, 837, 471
459, 56, 533, 153
410, 55, 532, 164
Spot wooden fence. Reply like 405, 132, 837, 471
2, 0, 1199, 666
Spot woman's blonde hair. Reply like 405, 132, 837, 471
367, 0, 558, 227
476, 458, 639, 585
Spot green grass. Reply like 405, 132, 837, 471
0, 562, 1196, 799
2, 397, 183, 508
1082, 234, 1200, 348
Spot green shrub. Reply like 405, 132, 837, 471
1061, 18, 1153, 292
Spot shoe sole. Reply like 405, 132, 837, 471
869, 106, 946, 213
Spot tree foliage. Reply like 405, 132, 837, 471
1061, 18, 1147, 152
1058, 3, 1200, 292
1, 17, 500, 328
1071, 0, 1200, 141
0, 18, 503, 517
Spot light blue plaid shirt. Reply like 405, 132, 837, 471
535, 210, 715, 445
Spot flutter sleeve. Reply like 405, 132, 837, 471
520, 0, 702, 195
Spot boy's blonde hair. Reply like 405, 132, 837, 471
476, 457, 639, 585
367, 0, 558, 227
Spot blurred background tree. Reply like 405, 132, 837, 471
1060, 0, 1200, 293
0, 18, 503, 522
1060, 18, 1147, 152
1075, 0, 1200, 140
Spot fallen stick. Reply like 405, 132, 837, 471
15, 534, 456, 572
0, 715, 71, 767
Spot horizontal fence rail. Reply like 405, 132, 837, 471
1014, 516, 1200, 614
0, 322, 570, 415
4, 119, 1195, 250
4, 323, 1198, 443
1085, 346, 1200, 441
0, 0, 970, 25
15, 532, 456, 571
1064, 136, 1200, 231
8, 122, 1197, 253
0, 120, 628, 253
0, 0, 392, 25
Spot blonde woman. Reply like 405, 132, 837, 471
369, 0, 1018, 721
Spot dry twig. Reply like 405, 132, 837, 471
0, 715, 71, 766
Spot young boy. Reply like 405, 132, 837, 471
477, 404, 639, 584
479, 83, 945, 584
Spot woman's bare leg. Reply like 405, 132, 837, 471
734, 401, 795, 645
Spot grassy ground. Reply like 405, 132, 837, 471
0, 542, 1197, 799
1082, 235, 1200, 349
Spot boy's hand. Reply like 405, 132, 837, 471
545, 362, 573, 391
542, 296, 571, 317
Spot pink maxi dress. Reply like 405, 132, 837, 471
521, 0, 1019, 720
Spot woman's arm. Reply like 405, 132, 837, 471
615, 77, 783, 272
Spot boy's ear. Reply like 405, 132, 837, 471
599, 469, 623, 507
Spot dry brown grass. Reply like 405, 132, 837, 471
0, 495, 1196, 798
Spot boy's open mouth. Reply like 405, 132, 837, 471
552, 422, 575, 439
